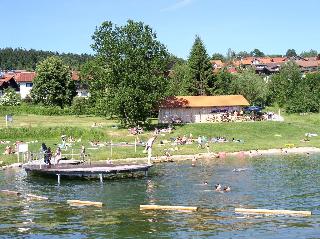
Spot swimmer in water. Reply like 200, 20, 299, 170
203, 181, 208, 185
215, 184, 222, 191
223, 186, 231, 192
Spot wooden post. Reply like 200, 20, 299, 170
134, 138, 137, 153
67, 200, 103, 207
147, 148, 152, 165
57, 174, 61, 184
71, 149, 74, 160
99, 174, 103, 183
145, 170, 148, 177
110, 140, 113, 158
235, 208, 311, 216
140, 205, 198, 211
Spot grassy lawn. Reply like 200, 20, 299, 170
0, 112, 319, 166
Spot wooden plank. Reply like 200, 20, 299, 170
26, 194, 48, 200
0, 190, 21, 196
235, 208, 311, 216
140, 205, 198, 211
67, 200, 103, 207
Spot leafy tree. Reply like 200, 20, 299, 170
0, 87, 21, 106
236, 51, 250, 59
167, 54, 185, 69
80, 58, 109, 104
187, 35, 212, 95
211, 53, 225, 61
250, 48, 265, 57
268, 61, 301, 109
232, 68, 268, 106
285, 49, 297, 57
300, 49, 318, 58
91, 20, 169, 125
31, 56, 77, 108
211, 68, 235, 95
304, 73, 320, 112
167, 61, 192, 96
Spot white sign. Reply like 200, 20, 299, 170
18, 143, 28, 153
5, 115, 13, 122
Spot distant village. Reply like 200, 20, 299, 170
1, 55, 319, 100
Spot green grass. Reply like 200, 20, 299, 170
0, 112, 319, 166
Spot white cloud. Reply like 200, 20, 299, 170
161, 0, 194, 12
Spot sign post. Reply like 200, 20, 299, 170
5, 115, 13, 128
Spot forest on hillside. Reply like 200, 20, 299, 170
0, 48, 93, 71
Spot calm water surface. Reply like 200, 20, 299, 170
0, 155, 320, 239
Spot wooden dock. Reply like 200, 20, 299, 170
23, 162, 152, 181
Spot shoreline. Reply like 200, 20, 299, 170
1, 147, 320, 169
113, 146, 320, 164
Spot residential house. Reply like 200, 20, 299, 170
14, 71, 36, 99
0, 73, 20, 96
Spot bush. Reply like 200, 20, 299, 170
0, 88, 21, 106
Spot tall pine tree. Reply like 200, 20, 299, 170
187, 36, 212, 95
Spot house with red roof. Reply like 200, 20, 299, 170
0, 73, 20, 96
14, 71, 36, 99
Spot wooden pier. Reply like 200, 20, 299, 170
23, 162, 152, 182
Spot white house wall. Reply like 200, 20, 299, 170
19, 83, 32, 99
159, 106, 242, 123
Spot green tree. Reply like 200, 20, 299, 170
250, 48, 265, 57
80, 58, 109, 104
91, 20, 169, 125
167, 61, 192, 96
236, 51, 250, 59
232, 68, 268, 106
211, 68, 235, 95
285, 49, 297, 57
304, 73, 320, 112
211, 53, 225, 61
268, 61, 301, 109
31, 56, 76, 107
300, 49, 318, 58
187, 35, 212, 95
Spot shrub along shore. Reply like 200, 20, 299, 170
0, 112, 320, 166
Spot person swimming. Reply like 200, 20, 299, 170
223, 186, 231, 192
215, 184, 222, 191
203, 181, 208, 185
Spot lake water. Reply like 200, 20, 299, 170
1, 154, 320, 239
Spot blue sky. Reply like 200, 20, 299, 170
1, 0, 319, 59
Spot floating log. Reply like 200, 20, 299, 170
67, 200, 103, 207
26, 194, 48, 200
0, 190, 21, 196
235, 208, 311, 216
140, 205, 198, 211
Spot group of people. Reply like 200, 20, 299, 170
202, 182, 231, 192
41, 143, 86, 165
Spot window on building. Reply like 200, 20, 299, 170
26, 83, 33, 87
